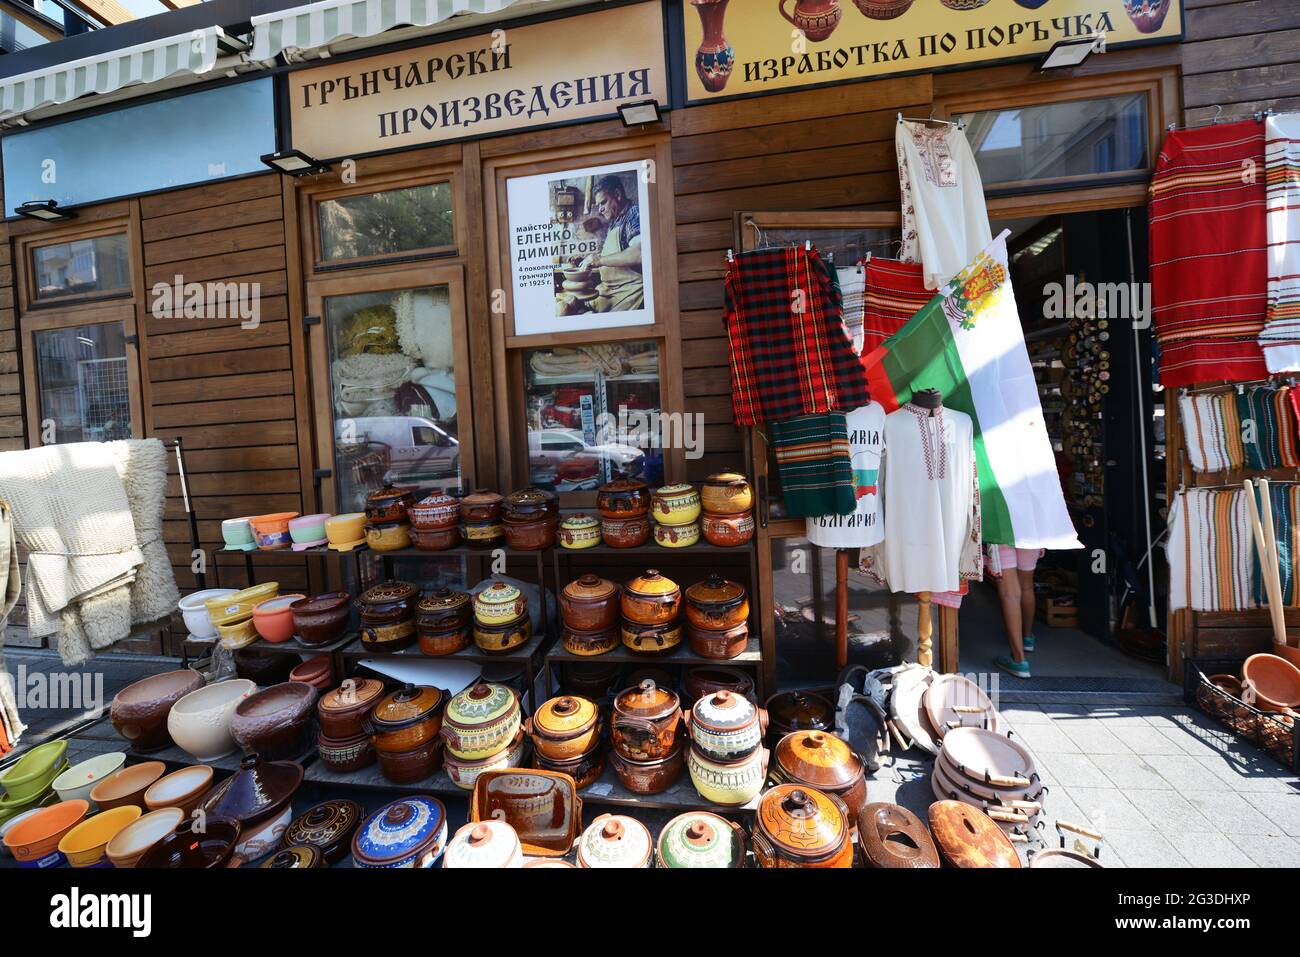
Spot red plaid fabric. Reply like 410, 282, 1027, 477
860, 257, 933, 359
1150, 121, 1269, 387
725, 245, 871, 426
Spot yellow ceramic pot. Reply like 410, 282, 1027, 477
687, 745, 768, 807
558, 513, 602, 550
701, 471, 753, 516
326, 512, 367, 551
366, 520, 411, 553
207, 582, 279, 626
654, 521, 700, 549
58, 805, 142, 867
527, 695, 601, 761
651, 483, 701, 526
474, 581, 528, 627
216, 616, 258, 649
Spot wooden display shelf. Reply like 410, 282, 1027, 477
553, 540, 754, 557
546, 638, 761, 668
339, 630, 549, 663
137, 743, 252, 774
243, 633, 354, 656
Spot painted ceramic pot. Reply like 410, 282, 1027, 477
111, 669, 205, 751
289, 591, 351, 646
376, 736, 445, 784
611, 680, 682, 762
504, 486, 559, 522
444, 820, 525, 869
357, 581, 418, 629
1122, 0, 1171, 33
560, 574, 620, 632
621, 620, 683, 656
360, 621, 416, 654
688, 622, 749, 660
563, 625, 619, 657
691, 0, 735, 93
503, 514, 557, 551
249, 512, 299, 550
683, 666, 754, 703
770, 730, 868, 825
621, 569, 681, 625
558, 513, 601, 549
239, 806, 301, 861
444, 729, 527, 790
419, 623, 472, 657
474, 581, 528, 627
221, 517, 256, 551
178, 588, 237, 639
317, 731, 374, 773
684, 574, 749, 630
701, 471, 753, 515
687, 744, 769, 806
288, 513, 330, 550
317, 678, 384, 739
597, 479, 651, 519
136, 816, 241, 868
473, 617, 531, 655
367, 684, 447, 753
852, 0, 914, 16
577, 814, 654, 868
654, 521, 700, 549
251, 595, 304, 644
325, 512, 366, 551
526, 695, 600, 761
414, 588, 471, 632
168, 679, 257, 762
459, 489, 505, 523
441, 682, 522, 760
779, 0, 841, 40
688, 690, 767, 762
260, 845, 323, 868
533, 744, 605, 790
701, 510, 754, 547
462, 520, 505, 548
608, 742, 684, 795
410, 524, 461, 551
364, 484, 417, 523
284, 799, 362, 865
229, 681, 319, 760
601, 514, 651, 548
366, 519, 411, 553
764, 690, 836, 748
656, 811, 746, 868
408, 491, 461, 530
352, 796, 448, 868
651, 483, 701, 526
751, 784, 853, 868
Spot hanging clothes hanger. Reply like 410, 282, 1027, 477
1166, 104, 1272, 133
897, 110, 965, 130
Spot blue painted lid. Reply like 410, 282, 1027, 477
353, 796, 446, 865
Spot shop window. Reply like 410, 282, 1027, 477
954, 92, 1148, 190
33, 323, 132, 443
523, 340, 663, 491
30, 233, 130, 302
317, 182, 455, 264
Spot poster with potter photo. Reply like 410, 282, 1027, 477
508, 160, 655, 336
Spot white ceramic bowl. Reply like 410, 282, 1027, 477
178, 589, 238, 640
143, 765, 213, 813
51, 752, 126, 808
105, 807, 185, 868
167, 679, 257, 761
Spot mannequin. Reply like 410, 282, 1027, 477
911, 387, 942, 412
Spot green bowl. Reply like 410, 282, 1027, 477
0, 741, 69, 803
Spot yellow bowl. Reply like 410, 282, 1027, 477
326, 512, 366, 547
206, 582, 279, 626
216, 617, 258, 649
58, 805, 142, 867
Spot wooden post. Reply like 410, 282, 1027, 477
835, 548, 849, 671
917, 590, 933, 668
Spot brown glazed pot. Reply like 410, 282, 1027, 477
687, 622, 749, 660
367, 684, 447, 754
683, 666, 755, 704
684, 574, 749, 630
316, 678, 385, 739
562, 626, 619, 657
503, 515, 556, 551
376, 736, 445, 785
503, 486, 559, 522
317, 731, 375, 773
700, 471, 753, 515
364, 484, 417, 523
701, 511, 755, 547
408, 491, 461, 530
416, 588, 472, 632
525, 695, 601, 761
111, 670, 205, 751
462, 520, 505, 549
560, 662, 622, 699
597, 479, 650, 519
418, 625, 472, 657
356, 581, 418, 624
560, 574, 621, 632
621, 620, 683, 656
600, 515, 651, 548
764, 691, 836, 748
473, 618, 531, 655
229, 682, 319, 760
360, 622, 416, 654
611, 680, 683, 762
534, 745, 605, 790
136, 816, 241, 868
608, 742, 684, 794
410, 525, 461, 551
620, 570, 682, 625
769, 730, 869, 827
459, 489, 505, 523
289, 591, 351, 646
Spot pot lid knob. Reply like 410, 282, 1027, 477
711, 690, 737, 708
686, 820, 714, 845
804, 731, 826, 748
706, 572, 724, 586
396, 683, 417, 700
239, 753, 260, 770
601, 819, 625, 841
577, 574, 600, 586
554, 697, 578, 716
468, 824, 493, 847
645, 569, 661, 578
385, 804, 413, 827
782, 789, 815, 818
470, 682, 492, 699
638, 679, 657, 698
306, 805, 331, 826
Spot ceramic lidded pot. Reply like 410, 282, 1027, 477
656, 811, 746, 868
577, 814, 653, 868
229, 681, 319, 760
352, 795, 448, 869
111, 669, 205, 751
563, 626, 619, 657
408, 491, 461, 530
858, 803, 939, 869
534, 745, 605, 790
460, 489, 505, 523
701, 511, 755, 547
688, 622, 749, 660
621, 569, 682, 625
701, 470, 753, 515
444, 729, 526, 790
683, 666, 754, 703
651, 483, 701, 526
136, 816, 241, 868
367, 683, 447, 753
688, 690, 767, 762
441, 682, 522, 760
416, 588, 471, 631
356, 580, 419, 653
597, 479, 651, 519
608, 742, 684, 795
764, 691, 835, 748
752, 784, 854, 868
526, 695, 600, 761
560, 574, 620, 632
420, 623, 471, 657
687, 743, 768, 806
364, 483, 417, 523
504, 486, 559, 522
558, 513, 601, 549
260, 845, 324, 868
411, 524, 461, 551
503, 514, 556, 551
366, 519, 411, 553
770, 730, 868, 824
601, 514, 651, 548
376, 736, 445, 784
473, 581, 528, 627
473, 617, 531, 655
284, 799, 363, 865
317, 678, 385, 739
685, 574, 750, 630
317, 731, 374, 773
621, 620, 683, 656
654, 521, 700, 549
611, 679, 682, 762
200, 754, 303, 829
443, 820, 524, 869
462, 519, 505, 549
289, 591, 351, 646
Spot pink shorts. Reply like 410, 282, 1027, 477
995, 546, 1040, 572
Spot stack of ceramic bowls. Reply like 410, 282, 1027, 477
560, 574, 620, 657
249, 512, 300, 550
932, 726, 1044, 839
683, 574, 750, 660
597, 479, 651, 547
472, 580, 530, 654
206, 581, 279, 650
650, 482, 701, 548
620, 569, 682, 656
527, 694, 604, 788
608, 680, 684, 794
220, 517, 257, 551
558, 512, 601, 549
325, 512, 366, 551
408, 490, 462, 551
0, 741, 68, 832
288, 513, 331, 551
177, 587, 236, 640
439, 682, 524, 790
460, 490, 505, 549
368, 684, 447, 784
502, 487, 559, 550
699, 470, 755, 547
415, 588, 472, 656
686, 690, 768, 807
318, 678, 384, 774
365, 484, 417, 553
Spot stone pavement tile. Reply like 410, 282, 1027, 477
1074, 706, 1153, 728
1242, 792, 1300, 836
1131, 706, 1219, 731
1037, 704, 1088, 719
1157, 723, 1253, 760
1035, 751, 1112, 789
1165, 832, 1256, 868
1055, 717, 1133, 755
1092, 753, 1170, 790
1181, 790, 1279, 835
1067, 786, 1152, 831
1144, 753, 1235, 792
1195, 754, 1298, 793
999, 704, 1054, 725
1227, 833, 1300, 867
1006, 722, 1080, 754
1124, 788, 1217, 833
1104, 829, 1189, 868
1105, 724, 1190, 756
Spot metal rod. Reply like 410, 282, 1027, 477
1126, 209, 1156, 629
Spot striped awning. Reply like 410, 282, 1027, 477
251, 0, 544, 62
0, 27, 228, 121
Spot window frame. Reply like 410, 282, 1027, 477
18, 222, 133, 310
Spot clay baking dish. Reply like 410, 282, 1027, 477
1243, 653, 1300, 711
110, 669, 205, 752
290, 591, 351, 646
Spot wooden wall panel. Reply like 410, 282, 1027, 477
1181, 0, 1300, 123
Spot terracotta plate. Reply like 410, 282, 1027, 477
924, 674, 1000, 740
930, 764, 1042, 834
935, 750, 1042, 803
939, 727, 1036, 783
858, 803, 939, 869
927, 800, 1021, 868
889, 665, 939, 755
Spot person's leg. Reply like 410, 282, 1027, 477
1018, 567, 1037, 652
993, 546, 1031, 678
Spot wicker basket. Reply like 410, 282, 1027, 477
852, 0, 914, 18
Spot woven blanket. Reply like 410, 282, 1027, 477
770, 412, 856, 518
838, 265, 866, 354
1150, 121, 1269, 387
1180, 391, 1244, 472
1238, 385, 1300, 470
1250, 482, 1300, 608
1260, 113, 1300, 372
859, 257, 933, 369
724, 245, 871, 425
1167, 487, 1255, 612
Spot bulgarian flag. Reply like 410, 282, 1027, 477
861, 231, 1081, 550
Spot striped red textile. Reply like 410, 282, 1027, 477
859, 256, 933, 363
1150, 120, 1269, 387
